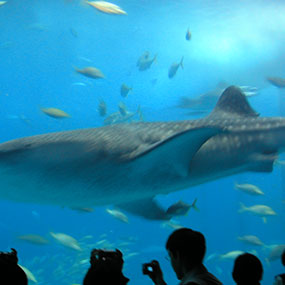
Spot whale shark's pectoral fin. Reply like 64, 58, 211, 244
116, 197, 170, 220
134, 127, 223, 177
248, 152, 278, 172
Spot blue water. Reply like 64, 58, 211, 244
0, 0, 285, 284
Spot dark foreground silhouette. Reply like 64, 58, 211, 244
0, 248, 27, 285
83, 248, 129, 285
232, 253, 263, 285
142, 227, 222, 285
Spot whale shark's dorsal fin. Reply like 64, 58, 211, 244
209, 85, 259, 118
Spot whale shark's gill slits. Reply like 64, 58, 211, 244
209, 85, 259, 119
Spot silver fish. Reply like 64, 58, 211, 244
168, 56, 183, 78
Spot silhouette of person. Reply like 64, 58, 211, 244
0, 248, 28, 285
232, 253, 263, 285
142, 227, 222, 285
274, 249, 285, 285
83, 248, 129, 285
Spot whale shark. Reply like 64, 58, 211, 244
0, 86, 285, 219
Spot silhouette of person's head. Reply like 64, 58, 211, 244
166, 228, 206, 280
83, 249, 129, 285
0, 248, 28, 285
232, 253, 263, 285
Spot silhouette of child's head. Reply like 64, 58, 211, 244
232, 253, 263, 284
83, 249, 129, 285
0, 248, 27, 285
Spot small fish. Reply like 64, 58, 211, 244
137, 51, 157, 71
234, 183, 264, 196
237, 235, 264, 246
244, 92, 257, 97
239, 203, 277, 223
137, 51, 149, 66
185, 28, 191, 41
79, 259, 89, 265
70, 207, 94, 213
75, 66, 104, 79
166, 198, 199, 217
71, 82, 87, 87
239, 86, 258, 91
86, 1, 127, 15
124, 252, 139, 259
120, 84, 132, 98
220, 250, 244, 260
161, 220, 183, 230
104, 111, 130, 125
118, 102, 127, 116
0, 1, 6, 7
6, 114, 32, 126
78, 56, 92, 63
106, 208, 129, 223
104, 105, 141, 125
206, 253, 219, 262
17, 234, 49, 245
168, 56, 184, 79
18, 265, 37, 283
98, 99, 107, 117
95, 239, 108, 246
40, 107, 71, 119
50, 232, 82, 251
81, 235, 93, 240
267, 77, 285, 88
94, 238, 116, 249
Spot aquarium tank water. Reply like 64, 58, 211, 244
0, 0, 284, 284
